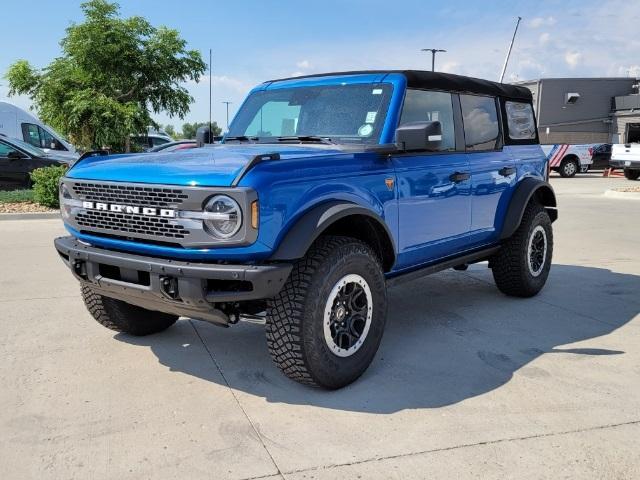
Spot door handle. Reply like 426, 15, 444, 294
499, 166, 516, 177
449, 172, 470, 183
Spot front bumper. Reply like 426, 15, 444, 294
610, 159, 640, 169
54, 236, 292, 326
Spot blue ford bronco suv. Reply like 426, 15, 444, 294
55, 70, 557, 389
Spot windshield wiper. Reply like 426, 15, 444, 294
224, 135, 259, 143
276, 136, 336, 145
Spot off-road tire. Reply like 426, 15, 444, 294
81, 286, 178, 336
491, 202, 553, 297
266, 236, 387, 389
624, 169, 640, 180
559, 158, 579, 178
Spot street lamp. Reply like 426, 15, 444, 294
421, 48, 446, 72
221, 101, 232, 130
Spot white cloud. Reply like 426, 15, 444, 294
288, 71, 306, 78
616, 65, 640, 77
440, 61, 461, 74
296, 59, 311, 69
539, 32, 551, 45
529, 16, 556, 28
564, 51, 583, 69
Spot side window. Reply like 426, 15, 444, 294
151, 136, 170, 147
399, 89, 456, 151
21, 123, 42, 148
505, 101, 536, 140
39, 127, 65, 150
460, 95, 500, 151
0, 142, 18, 157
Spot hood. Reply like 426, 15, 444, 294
66, 144, 347, 186
44, 150, 78, 162
44, 152, 74, 164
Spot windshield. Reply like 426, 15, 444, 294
227, 83, 393, 144
10, 137, 46, 157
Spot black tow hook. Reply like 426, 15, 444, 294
73, 260, 88, 279
160, 276, 180, 300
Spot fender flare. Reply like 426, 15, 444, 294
269, 201, 396, 265
500, 178, 558, 240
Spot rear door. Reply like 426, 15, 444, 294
463, 94, 516, 246
391, 89, 471, 269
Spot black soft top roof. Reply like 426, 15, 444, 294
268, 70, 532, 102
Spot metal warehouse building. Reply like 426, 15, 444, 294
517, 77, 640, 145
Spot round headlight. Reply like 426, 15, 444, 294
203, 195, 242, 239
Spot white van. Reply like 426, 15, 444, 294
0, 101, 78, 160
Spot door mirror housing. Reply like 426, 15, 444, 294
395, 121, 442, 152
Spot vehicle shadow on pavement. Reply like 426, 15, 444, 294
116, 264, 639, 413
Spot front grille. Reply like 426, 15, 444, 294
71, 182, 188, 207
76, 210, 190, 239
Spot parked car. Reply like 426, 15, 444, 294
611, 143, 640, 180
146, 140, 198, 153
540, 144, 594, 177
0, 101, 78, 160
0, 135, 70, 189
590, 143, 612, 170
54, 70, 557, 389
130, 128, 173, 151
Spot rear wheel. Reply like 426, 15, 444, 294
81, 286, 178, 336
491, 202, 553, 297
559, 158, 579, 178
266, 236, 387, 389
624, 169, 640, 180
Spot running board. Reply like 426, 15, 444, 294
386, 246, 501, 287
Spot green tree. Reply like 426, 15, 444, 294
164, 124, 176, 139
181, 121, 221, 139
5, 0, 205, 152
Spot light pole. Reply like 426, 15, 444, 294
221, 101, 232, 130
421, 48, 446, 72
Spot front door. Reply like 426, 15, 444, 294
0, 141, 28, 188
392, 89, 471, 269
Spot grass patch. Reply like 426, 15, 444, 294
0, 189, 34, 204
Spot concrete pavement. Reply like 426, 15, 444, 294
1, 173, 639, 479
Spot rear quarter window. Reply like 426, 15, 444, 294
505, 101, 536, 140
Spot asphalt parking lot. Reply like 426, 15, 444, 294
1, 173, 639, 479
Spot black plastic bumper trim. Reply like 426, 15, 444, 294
54, 236, 292, 325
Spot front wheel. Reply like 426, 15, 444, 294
266, 236, 387, 389
624, 169, 640, 180
491, 202, 553, 297
82, 286, 178, 336
559, 158, 579, 178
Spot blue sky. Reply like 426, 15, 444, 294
1, 0, 638, 130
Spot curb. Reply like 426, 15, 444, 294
0, 212, 60, 221
604, 189, 640, 200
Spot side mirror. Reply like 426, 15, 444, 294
396, 121, 442, 152
7, 150, 26, 160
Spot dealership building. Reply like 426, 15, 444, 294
517, 77, 640, 145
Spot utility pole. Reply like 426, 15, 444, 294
208, 49, 213, 143
421, 48, 446, 72
221, 101, 232, 130
499, 16, 522, 83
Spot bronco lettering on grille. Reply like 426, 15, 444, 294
81, 201, 176, 218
